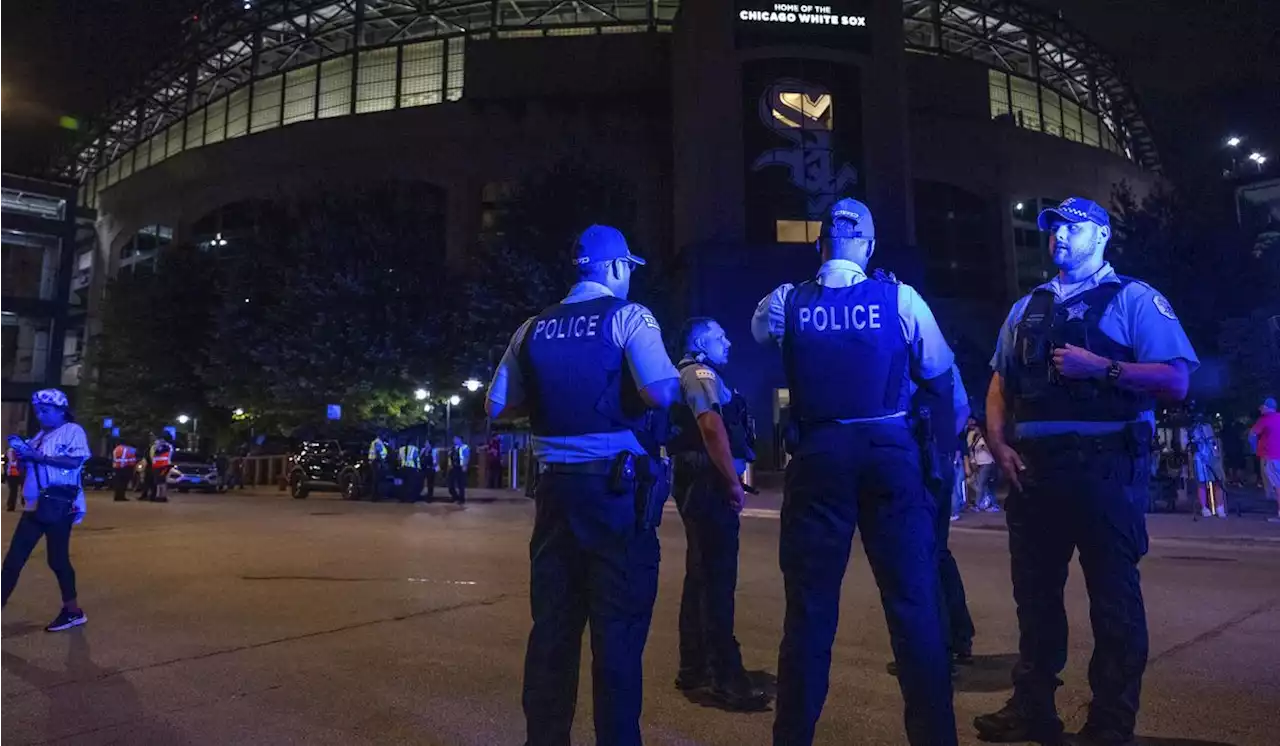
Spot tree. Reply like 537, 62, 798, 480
204, 182, 452, 432
80, 246, 219, 439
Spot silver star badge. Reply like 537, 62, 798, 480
1065, 302, 1089, 321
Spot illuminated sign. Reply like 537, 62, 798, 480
735, 0, 871, 50
327, 404, 342, 421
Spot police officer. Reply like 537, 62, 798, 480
974, 197, 1198, 746
398, 440, 421, 503
668, 317, 770, 711
487, 224, 679, 746
447, 435, 470, 505
111, 439, 138, 502
149, 432, 173, 503
421, 438, 437, 501
751, 198, 958, 746
367, 431, 391, 501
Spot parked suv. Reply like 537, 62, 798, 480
287, 439, 370, 500
166, 451, 222, 493
82, 457, 114, 490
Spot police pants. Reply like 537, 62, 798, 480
523, 470, 660, 746
1008, 437, 1150, 738
775, 421, 955, 746
422, 469, 436, 500
397, 468, 422, 503
113, 468, 132, 501
931, 458, 975, 656
673, 457, 745, 683
448, 467, 467, 502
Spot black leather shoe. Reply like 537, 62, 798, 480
709, 674, 771, 712
974, 701, 1064, 744
1063, 726, 1136, 746
674, 667, 712, 691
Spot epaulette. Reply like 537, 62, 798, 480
871, 268, 900, 285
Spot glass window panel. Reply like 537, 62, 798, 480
775, 220, 822, 243
251, 74, 284, 132
356, 48, 397, 114
283, 65, 317, 124
1061, 98, 1082, 142
1081, 109, 1100, 147
1009, 75, 1040, 132
187, 107, 206, 148
166, 121, 184, 157
400, 40, 444, 108
0, 314, 53, 386
2, 229, 63, 302
1040, 87, 1062, 137
318, 55, 353, 119
446, 38, 465, 102
206, 98, 228, 143
226, 87, 250, 139
988, 69, 1010, 120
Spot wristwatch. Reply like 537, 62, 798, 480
1106, 360, 1123, 382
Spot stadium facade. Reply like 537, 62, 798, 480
65, 0, 1162, 463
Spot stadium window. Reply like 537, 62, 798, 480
187, 107, 206, 148
548, 27, 596, 37
1061, 97, 1082, 143
356, 48, 397, 114
446, 38, 465, 102
988, 70, 1010, 120
1009, 75, 1040, 132
400, 41, 444, 108
318, 55, 353, 119
166, 121, 184, 158
251, 74, 284, 133
206, 97, 228, 144
1081, 109, 1100, 147
283, 65, 317, 124
1040, 87, 1062, 138
775, 220, 822, 244
226, 87, 250, 139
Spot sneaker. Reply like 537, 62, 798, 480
46, 609, 87, 632
984, 503, 1003, 513
974, 701, 1063, 743
1215, 506, 1228, 518
1201, 507, 1212, 518
950, 513, 961, 522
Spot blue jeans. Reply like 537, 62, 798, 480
2, 513, 77, 606
522, 471, 660, 746
775, 422, 955, 746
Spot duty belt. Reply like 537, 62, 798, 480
541, 459, 619, 476
1016, 422, 1152, 461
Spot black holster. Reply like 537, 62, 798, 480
633, 455, 670, 531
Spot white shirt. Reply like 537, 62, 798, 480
21, 423, 91, 522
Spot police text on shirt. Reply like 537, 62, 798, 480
796, 304, 883, 332
533, 314, 602, 340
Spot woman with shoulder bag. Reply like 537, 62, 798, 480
2, 388, 90, 631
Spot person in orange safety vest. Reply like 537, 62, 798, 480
111, 440, 138, 502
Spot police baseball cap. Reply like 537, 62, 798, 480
572, 225, 646, 267
820, 198, 875, 239
1264, 397, 1278, 410
1037, 196, 1110, 231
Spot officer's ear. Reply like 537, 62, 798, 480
864, 238, 876, 262
1096, 224, 1111, 247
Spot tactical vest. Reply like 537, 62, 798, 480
398, 445, 419, 470
151, 442, 172, 469
1008, 279, 1154, 424
668, 361, 754, 460
449, 447, 464, 469
783, 279, 909, 421
113, 445, 137, 469
517, 295, 647, 438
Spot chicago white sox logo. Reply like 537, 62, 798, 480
752, 77, 858, 218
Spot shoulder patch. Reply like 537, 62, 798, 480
694, 368, 717, 381
641, 313, 661, 330
1152, 295, 1178, 320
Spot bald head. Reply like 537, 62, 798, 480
680, 317, 731, 366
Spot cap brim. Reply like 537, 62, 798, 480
1037, 208, 1089, 231
625, 254, 647, 266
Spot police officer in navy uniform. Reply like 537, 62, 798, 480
974, 197, 1198, 746
752, 198, 958, 746
668, 317, 770, 711
487, 224, 679, 746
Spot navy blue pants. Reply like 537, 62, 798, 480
448, 467, 467, 503
673, 458, 745, 684
1008, 439, 1150, 739
522, 471, 660, 746
932, 458, 975, 656
3, 513, 77, 606
775, 422, 955, 746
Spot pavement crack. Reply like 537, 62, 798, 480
1149, 596, 1280, 668
4, 594, 514, 702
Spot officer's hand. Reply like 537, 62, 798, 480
991, 442, 1026, 492
1052, 343, 1109, 380
727, 481, 746, 513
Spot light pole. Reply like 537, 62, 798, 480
446, 394, 461, 441
176, 414, 199, 450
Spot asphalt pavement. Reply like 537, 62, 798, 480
2, 487, 1277, 745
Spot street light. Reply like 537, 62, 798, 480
449, 395, 461, 406
232, 408, 245, 417
1226, 136, 1241, 148
463, 379, 482, 393
414, 388, 429, 401
423, 403, 433, 413
1249, 152, 1264, 162
177, 414, 190, 424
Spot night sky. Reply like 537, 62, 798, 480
3, 0, 1277, 184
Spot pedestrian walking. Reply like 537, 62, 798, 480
975, 197, 1197, 746
751, 198, 959, 746
487, 223, 678, 746
1251, 397, 1280, 521
1, 388, 91, 631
